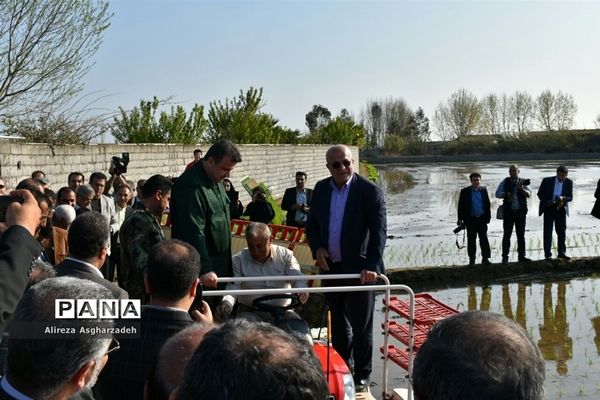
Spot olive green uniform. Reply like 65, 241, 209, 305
170, 162, 232, 281
119, 204, 165, 300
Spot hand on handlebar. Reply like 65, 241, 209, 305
200, 272, 218, 288
360, 269, 378, 284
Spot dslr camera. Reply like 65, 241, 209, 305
111, 153, 130, 176
516, 178, 531, 186
453, 223, 466, 234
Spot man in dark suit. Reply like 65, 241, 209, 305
281, 171, 313, 228
97, 239, 212, 400
457, 172, 492, 266
0, 189, 42, 336
537, 165, 573, 260
307, 145, 386, 392
2, 277, 117, 400
56, 211, 128, 300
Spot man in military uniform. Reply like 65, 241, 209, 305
170, 139, 242, 311
119, 174, 173, 300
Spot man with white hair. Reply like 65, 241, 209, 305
219, 222, 309, 335
54, 205, 76, 229
76, 184, 96, 213
2, 276, 118, 400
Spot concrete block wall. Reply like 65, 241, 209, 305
0, 142, 358, 203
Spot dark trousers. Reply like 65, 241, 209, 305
466, 216, 491, 262
502, 209, 527, 259
543, 207, 567, 258
324, 276, 374, 381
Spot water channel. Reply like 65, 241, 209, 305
371, 161, 600, 399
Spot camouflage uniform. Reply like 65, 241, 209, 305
119, 204, 164, 300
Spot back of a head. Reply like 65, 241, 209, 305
141, 174, 173, 199
204, 139, 242, 164
146, 239, 201, 301
7, 277, 114, 398
68, 212, 110, 260
147, 324, 212, 400
177, 319, 328, 400
412, 310, 545, 400
54, 204, 77, 226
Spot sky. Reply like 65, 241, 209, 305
82, 0, 600, 141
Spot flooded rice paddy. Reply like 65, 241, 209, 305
370, 161, 600, 399
380, 161, 600, 267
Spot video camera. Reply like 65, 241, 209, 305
515, 178, 531, 186
111, 153, 130, 176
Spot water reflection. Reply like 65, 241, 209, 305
417, 276, 600, 398
502, 283, 527, 331
538, 282, 572, 375
380, 169, 416, 194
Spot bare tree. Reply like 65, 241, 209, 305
535, 90, 555, 131
434, 89, 481, 139
384, 97, 413, 137
554, 91, 577, 131
359, 100, 384, 148
498, 93, 515, 136
0, 0, 111, 118
595, 113, 600, 129
433, 102, 453, 141
360, 97, 413, 147
511, 91, 534, 136
481, 93, 501, 135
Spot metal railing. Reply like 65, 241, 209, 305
207, 273, 415, 400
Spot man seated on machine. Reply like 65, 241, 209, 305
218, 222, 310, 341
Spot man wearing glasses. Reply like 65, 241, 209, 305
2, 277, 119, 399
307, 144, 387, 393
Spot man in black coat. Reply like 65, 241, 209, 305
457, 172, 492, 266
96, 239, 212, 400
281, 171, 313, 228
56, 211, 128, 300
537, 165, 573, 260
307, 145, 386, 392
0, 189, 42, 336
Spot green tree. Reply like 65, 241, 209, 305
0, 0, 112, 118
304, 111, 365, 147
207, 87, 283, 143
112, 97, 207, 144
406, 107, 430, 142
305, 104, 332, 134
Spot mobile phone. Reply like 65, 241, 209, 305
189, 283, 204, 315
0, 195, 23, 223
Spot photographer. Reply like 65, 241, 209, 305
457, 172, 491, 266
537, 165, 573, 260
496, 165, 532, 264
281, 171, 313, 228
243, 187, 275, 224
104, 154, 130, 197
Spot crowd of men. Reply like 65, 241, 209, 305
0, 142, 548, 399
